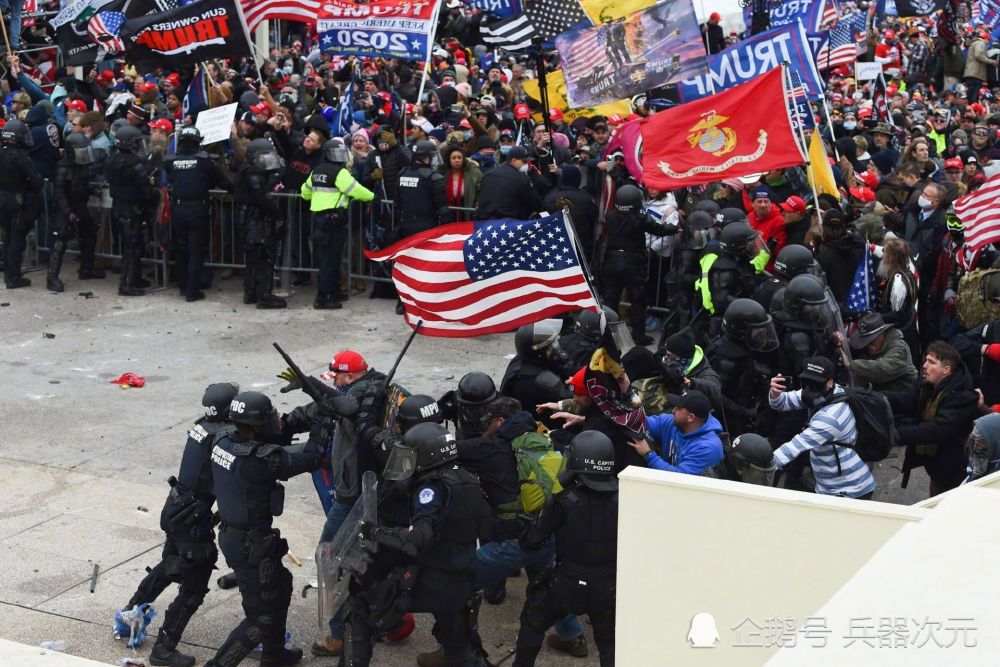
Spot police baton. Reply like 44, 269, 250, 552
384, 320, 423, 387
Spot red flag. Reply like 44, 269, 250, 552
605, 118, 643, 183
639, 68, 805, 191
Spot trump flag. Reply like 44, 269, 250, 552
640, 67, 805, 191
365, 213, 598, 337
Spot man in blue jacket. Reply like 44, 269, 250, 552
628, 390, 724, 475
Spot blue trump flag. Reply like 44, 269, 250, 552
468, 0, 522, 20
743, 0, 827, 32
677, 23, 824, 103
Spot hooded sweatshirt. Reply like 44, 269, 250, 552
643, 412, 724, 475
965, 412, 1000, 483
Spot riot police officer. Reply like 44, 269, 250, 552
49, 133, 104, 292
235, 139, 287, 309
557, 308, 602, 370
706, 298, 780, 436
344, 423, 491, 667
0, 119, 43, 289
441, 371, 499, 440
302, 139, 375, 310
669, 209, 715, 331
117, 383, 239, 667
501, 320, 573, 423
706, 222, 762, 336
751, 244, 823, 310
600, 184, 675, 345
106, 124, 158, 296
205, 391, 321, 667
164, 126, 231, 302
396, 140, 446, 239
777, 274, 839, 376
723, 432, 776, 486
513, 430, 618, 667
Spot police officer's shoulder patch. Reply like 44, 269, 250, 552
418, 488, 435, 505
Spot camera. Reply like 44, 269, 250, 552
451, 104, 463, 113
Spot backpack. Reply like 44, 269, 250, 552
824, 387, 897, 469
509, 430, 564, 517
957, 268, 1000, 330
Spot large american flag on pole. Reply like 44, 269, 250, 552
816, 12, 866, 69
241, 0, 320, 31
955, 174, 1000, 252
365, 212, 598, 337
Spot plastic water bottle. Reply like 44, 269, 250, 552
40, 640, 66, 652
252, 631, 292, 654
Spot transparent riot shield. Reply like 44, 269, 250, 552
315, 466, 378, 627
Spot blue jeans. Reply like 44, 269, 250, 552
0, 0, 22, 49
475, 538, 583, 641
319, 499, 354, 639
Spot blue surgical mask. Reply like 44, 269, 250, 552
844, 121, 857, 131
462, 131, 472, 141
500, 145, 512, 155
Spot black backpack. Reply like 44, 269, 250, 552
824, 387, 897, 470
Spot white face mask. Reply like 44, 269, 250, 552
518, 163, 529, 173
984, 161, 1000, 179
917, 195, 933, 209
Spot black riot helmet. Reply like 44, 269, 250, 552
602, 304, 635, 354
718, 222, 763, 259
783, 274, 836, 330
721, 298, 779, 352
202, 382, 240, 421
572, 308, 602, 342
455, 371, 498, 438
413, 140, 436, 162
323, 138, 349, 164
514, 319, 566, 363
726, 433, 776, 486
614, 184, 643, 212
564, 431, 617, 491
115, 124, 145, 153
773, 244, 816, 280
718, 207, 748, 227
247, 138, 284, 171
693, 199, 721, 217
65, 132, 96, 165
384, 423, 458, 481
228, 391, 276, 427
397, 394, 444, 433
684, 210, 716, 250
176, 125, 201, 150
1, 118, 31, 147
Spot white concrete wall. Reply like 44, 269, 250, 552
616, 467, 926, 666
914, 469, 1000, 509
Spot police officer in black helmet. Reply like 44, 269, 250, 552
205, 392, 322, 667
47, 133, 103, 291
724, 432, 776, 486
600, 183, 675, 345
107, 124, 158, 296
751, 243, 824, 310
706, 298, 780, 436
396, 140, 447, 239
706, 221, 763, 336
501, 320, 574, 421
118, 382, 239, 667
235, 139, 287, 309
513, 430, 618, 667
557, 308, 602, 370
440, 371, 499, 440
0, 119, 44, 289
343, 423, 491, 667
164, 126, 231, 302
669, 209, 716, 331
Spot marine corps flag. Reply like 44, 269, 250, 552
639, 67, 805, 191
119, 0, 253, 72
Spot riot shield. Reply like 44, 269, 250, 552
315, 467, 378, 627
825, 286, 854, 382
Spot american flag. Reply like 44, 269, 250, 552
872, 72, 891, 124
482, 0, 587, 51
847, 242, 875, 312
819, 0, 839, 29
87, 10, 126, 53
560, 21, 612, 82
816, 12, 866, 70
955, 174, 1000, 252
241, 0, 321, 32
365, 212, 598, 337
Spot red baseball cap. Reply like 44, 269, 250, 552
945, 157, 963, 170
65, 99, 87, 113
858, 170, 879, 189
607, 114, 625, 126
148, 118, 174, 132
513, 103, 531, 120
140, 81, 158, 93
99, 70, 116, 82
849, 186, 876, 203
549, 107, 564, 122
709, 11, 721, 21
779, 195, 808, 214
250, 102, 272, 117
329, 350, 368, 374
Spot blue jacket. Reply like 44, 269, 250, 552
644, 413, 724, 475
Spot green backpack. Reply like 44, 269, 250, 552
503, 430, 564, 518
957, 268, 1000, 329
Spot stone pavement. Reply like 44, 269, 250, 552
0, 264, 927, 666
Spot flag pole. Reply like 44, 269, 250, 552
783, 64, 822, 207
561, 207, 603, 310
817, 90, 839, 160
413, 0, 444, 126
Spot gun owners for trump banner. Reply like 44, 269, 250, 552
318, 0, 437, 60
120, 0, 254, 71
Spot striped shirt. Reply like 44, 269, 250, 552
770, 386, 877, 498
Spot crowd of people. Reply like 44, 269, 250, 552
4, 0, 1000, 665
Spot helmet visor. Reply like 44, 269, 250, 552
746, 320, 779, 352
742, 461, 776, 486
73, 145, 96, 165
255, 151, 284, 171
744, 232, 765, 259
687, 228, 713, 250
383, 445, 418, 481
609, 318, 635, 355
530, 319, 563, 350
457, 403, 492, 439
799, 299, 838, 330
